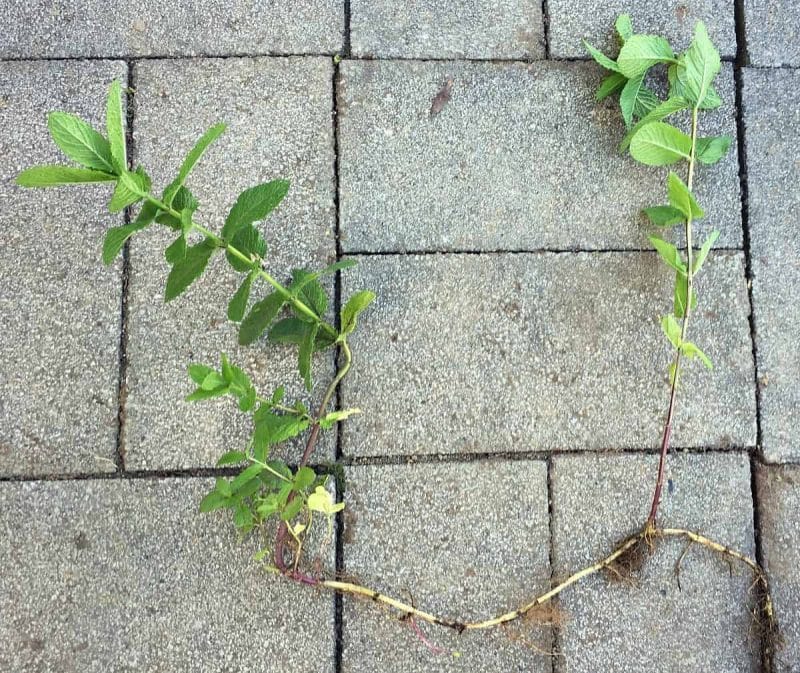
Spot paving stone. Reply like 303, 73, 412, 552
126, 57, 337, 470
0, 1, 343, 58
337, 60, 741, 253
0, 477, 334, 673
341, 460, 551, 671
744, 0, 800, 66
755, 464, 800, 670
0, 60, 127, 477
741, 68, 800, 463
552, 452, 757, 672
350, 0, 545, 60
340, 252, 756, 458
548, 0, 737, 60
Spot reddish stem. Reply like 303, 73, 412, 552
647, 362, 680, 527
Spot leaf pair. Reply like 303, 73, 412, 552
186, 354, 257, 411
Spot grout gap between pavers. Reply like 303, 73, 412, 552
546, 455, 560, 671
542, 0, 551, 59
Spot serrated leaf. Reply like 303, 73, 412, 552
616, 14, 633, 42
643, 205, 685, 227
620, 96, 689, 151
231, 464, 264, 493
583, 40, 620, 71
617, 35, 675, 79
667, 172, 704, 220
660, 313, 683, 349
341, 290, 376, 335
649, 236, 686, 273
692, 230, 720, 273
299, 322, 319, 391
215, 477, 232, 498
171, 185, 199, 214
234, 504, 254, 529
200, 371, 226, 391
199, 491, 229, 513
620, 74, 644, 129
595, 72, 627, 101
632, 86, 660, 119
238, 291, 286, 345
291, 269, 328, 318
165, 237, 216, 301
221, 180, 290, 241
188, 363, 215, 385
163, 123, 226, 205
680, 21, 721, 108
228, 272, 254, 322
106, 80, 126, 173
102, 220, 149, 265
164, 235, 187, 265
16, 165, 116, 187
629, 122, 692, 166
185, 385, 229, 402
109, 167, 150, 212
696, 135, 731, 165
227, 224, 266, 272
281, 496, 305, 522
47, 111, 114, 173
252, 407, 310, 458
293, 466, 317, 492
681, 341, 713, 369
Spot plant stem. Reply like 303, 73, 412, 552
646, 107, 699, 529
274, 339, 353, 571
140, 193, 337, 340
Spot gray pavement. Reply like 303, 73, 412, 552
1, 2, 799, 672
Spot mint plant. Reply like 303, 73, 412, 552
16, 18, 781, 667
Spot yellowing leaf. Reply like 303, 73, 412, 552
307, 486, 344, 516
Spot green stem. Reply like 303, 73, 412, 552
646, 106, 699, 528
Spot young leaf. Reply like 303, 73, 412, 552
692, 230, 720, 273
619, 96, 689, 151
667, 172, 704, 220
648, 236, 686, 273
619, 74, 645, 129
307, 486, 344, 516
319, 408, 362, 430
16, 165, 116, 187
616, 35, 675, 79
595, 72, 627, 101
341, 290, 376, 335
681, 341, 713, 369
106, 80, 127, 173
238, 292, 286, 345
660, 313, 682, 349
109, 167, 150, 213
293, 466, 317, 492
696, 135, 731, 165
163, 123, 226, 205
290, 270, 328, 318
228, 272, 255, 322
102, 221, 149, 265
615, 14, 633, 42
583, 41, 620, 71
164, 237, 216, 301
629, 122, 692, 166
642, 205, 685, 227
221, 180, 290, 241
317, 259, 358, 277
47, 112, 115, 173
188, 363, 215, 385
199, 490, 229, 513
185, 385, 229, 402
227, 223, 267, 272
298, 322, 319, 391
680, 21, 721, 108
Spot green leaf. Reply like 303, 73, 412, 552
231, 464, 264, 493
619, 96, 689, 151
16, 165, 116, 187
649, 236, 686, 273
643, 205, 685, 227
185, 385, 228, 402
102, 221, 149, 265
680, 21, 721, 108
109, 167, 150, 213
595, 72, 627, 101
317, 259, 358, 277
199, 491, 229, 513
165, 237, 216, 301
583, 40, 620, 72
215, 477, 232, 498
132, 200, 159, 227
632, 86, 660, 119
188, 364, 215, 385
47, 111, 114, 173
667, 172, 704, 220
106, 80, 127, 173
681, 341, 713, 369
673, 270, 697, 318
171, 186, 199, 214
660, 313, 683, 349
238, 291, 286, 345
252, 407, 310, 458
293, 466, 317, 492
227, 224, 267, 272
221, 180, 290, 241
619, 75, 644, 129
290, 269, 328, 318
281, 496, 305, 522
617, 35, 675, 79
163, 123, 226, 205
164, 235, 187, 265
692, 230, 720, 273
319, 408, 362, 430
341, 290, 376, 335
629, 122, 692, 166
696, 135, 731, 165
199, 371, 226, 391
615, 14, 633, 42
228, 272, 255, 322
234, 503, 254, 529
299, 322, 319, 391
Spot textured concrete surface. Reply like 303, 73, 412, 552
744, 0, 800, 66
0, 1, 343, 58
741, 68, 800, 463
756, 465, 800, 671
350, 0, 545, 59
552, 452, 757, 673
341, 461, 551, 672
338, 60, 741, 252
341, 253, 756, 457
548, 0, 737, 59
0, 60, 126, 477
0, 477, 334, 673
126, 57, 337, 470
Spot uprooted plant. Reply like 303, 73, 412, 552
17, 14, 780, 668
